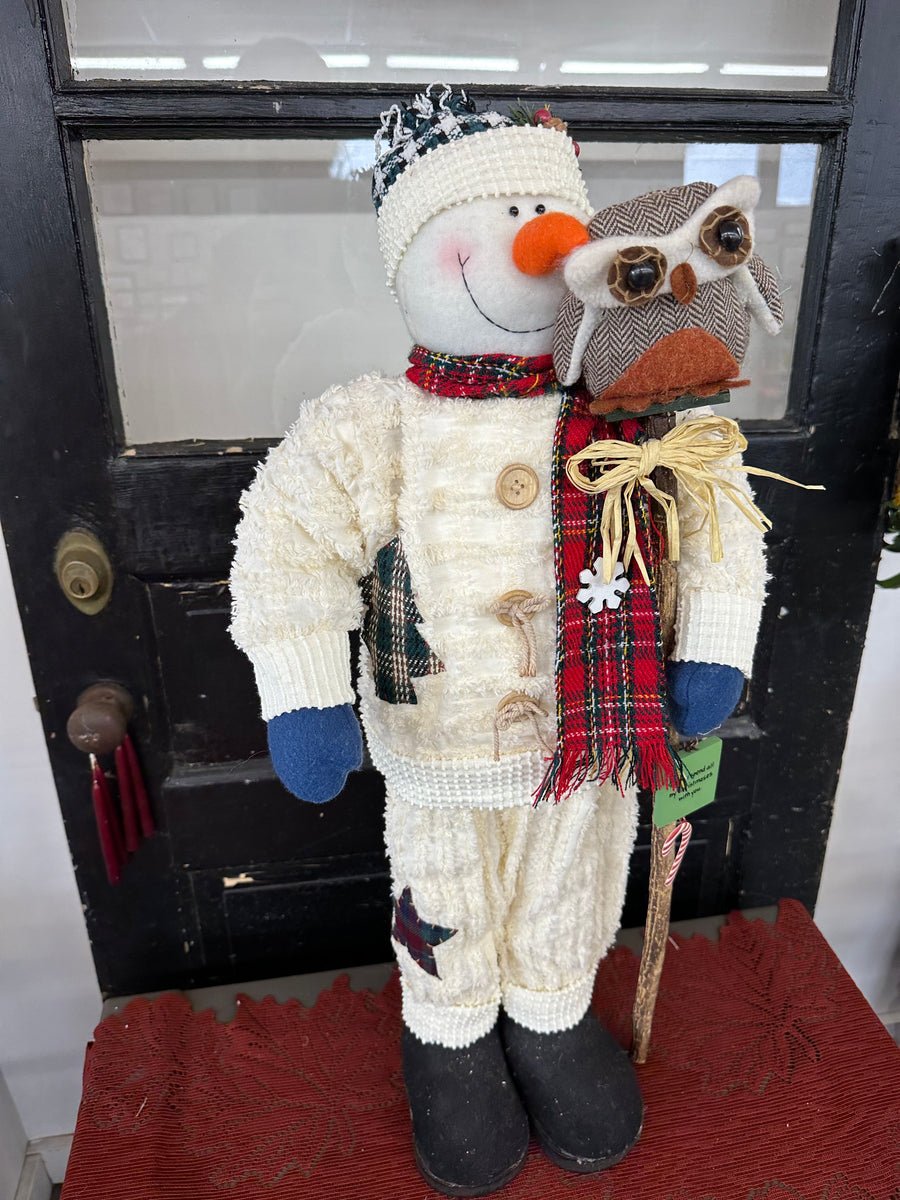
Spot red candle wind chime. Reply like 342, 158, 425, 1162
67, 683, 155, 885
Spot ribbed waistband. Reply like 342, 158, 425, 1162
364, 730, 547, 808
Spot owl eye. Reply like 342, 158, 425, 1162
607, 245, 668, 306
698, 206, 752, 267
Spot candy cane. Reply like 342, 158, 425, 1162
662, 818, 692, 887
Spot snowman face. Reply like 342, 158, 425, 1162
395, 195, 590, 357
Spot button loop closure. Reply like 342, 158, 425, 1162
490, 590, 550, 677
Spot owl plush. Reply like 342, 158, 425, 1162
229, 87, 776, 1197
554, 175, 784, 413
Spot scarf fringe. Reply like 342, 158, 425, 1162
534, 734, 684, 806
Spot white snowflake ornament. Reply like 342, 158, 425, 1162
576, 559, 630, 613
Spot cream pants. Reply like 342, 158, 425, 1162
384, 780, 639, 1048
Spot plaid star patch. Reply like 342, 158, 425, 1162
391, 887, 457, 979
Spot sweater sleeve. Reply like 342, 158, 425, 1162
229, 375, 398, 719
670, 408, 768, 678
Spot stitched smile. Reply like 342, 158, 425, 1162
458, 253, 554, 335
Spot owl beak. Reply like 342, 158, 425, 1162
512, 212, 590, 276
670, 261, 698, 305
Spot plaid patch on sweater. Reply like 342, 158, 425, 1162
360, 536, 444, 704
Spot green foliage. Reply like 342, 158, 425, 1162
507, 100, 540, 127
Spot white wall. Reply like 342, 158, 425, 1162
0, 533, 101, 1142
0, 1068, 28, 1199
816, 577, 900, 1021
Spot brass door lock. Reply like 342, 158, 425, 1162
55, 529, 113, 614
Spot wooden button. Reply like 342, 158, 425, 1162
496, 691, 547, 717
496, 463, 539, 509
493, 590, 535, 626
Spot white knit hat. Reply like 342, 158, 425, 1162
373, 85, 591, 290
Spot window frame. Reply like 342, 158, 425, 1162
42, 0, 862, 455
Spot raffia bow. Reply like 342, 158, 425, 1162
565, 414, 823, 584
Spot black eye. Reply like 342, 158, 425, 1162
535, 203, 546, 214
717, 218, 744, 253
625, 262, 659, 292
508, 205, 519, 217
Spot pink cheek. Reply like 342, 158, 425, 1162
437, 240, 471, 274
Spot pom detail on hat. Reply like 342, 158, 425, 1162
373, 85, 592, 290
373, 84, 511, 212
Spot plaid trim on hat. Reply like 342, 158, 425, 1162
360, 535, 444, 704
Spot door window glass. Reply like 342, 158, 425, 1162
65, 0, 839, 90
84, 139, 819, 443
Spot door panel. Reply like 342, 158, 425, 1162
111, 454, 257, 576
219, 870, 393, 979
164, 754, 384, 871
148, 579, 262, 763
1, 0, 897, 996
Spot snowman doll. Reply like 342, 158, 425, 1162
229, 86, 767, 1196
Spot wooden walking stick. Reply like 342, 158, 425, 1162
632, 411, 682, 1065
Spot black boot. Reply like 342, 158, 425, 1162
499, 1009, 643, 1173
401, 1024, 531, 1197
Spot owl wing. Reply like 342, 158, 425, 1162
733, 254, 785, 335
553, 291, 599, 387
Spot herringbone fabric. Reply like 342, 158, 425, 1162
587, 181, 715, 239
580, 282, 751, 400
552, 290, 585, 383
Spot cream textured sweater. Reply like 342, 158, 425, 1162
229, 373, 766, 808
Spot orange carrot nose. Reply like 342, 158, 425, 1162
512, 211, 590, 276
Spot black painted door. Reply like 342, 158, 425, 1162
0, 0, 897, 996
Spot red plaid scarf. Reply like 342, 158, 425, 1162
407, 346, 556, 397
407, 350, 680, 802
536, 389, 682, 803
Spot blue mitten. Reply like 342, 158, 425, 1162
267, 704, 363, 803
666, 661, 744, 739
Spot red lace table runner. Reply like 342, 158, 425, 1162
62, 900, 900, 1199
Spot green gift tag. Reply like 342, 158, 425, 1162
653, 736, 723, 827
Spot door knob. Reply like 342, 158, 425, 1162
66, 683, 133, 755
66, 683, 154, 884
